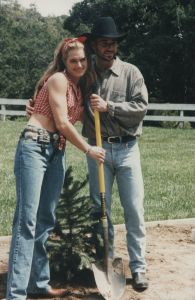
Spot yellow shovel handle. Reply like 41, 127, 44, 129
94, 110, 108, 271
94, 110, 105, 194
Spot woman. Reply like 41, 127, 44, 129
6, 37, 105, 300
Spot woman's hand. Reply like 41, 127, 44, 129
87, 146, 105, 163
26, 99, 34, 118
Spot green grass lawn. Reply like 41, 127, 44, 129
0, 120, 195, 235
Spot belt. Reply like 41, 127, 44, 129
21, 125, 59, 144
102, 135, 136, 143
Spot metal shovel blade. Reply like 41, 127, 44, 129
92, 257, 126, 300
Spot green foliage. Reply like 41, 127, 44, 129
0, 0, 69, 99
47, 166, 98, 282
64, 0, 195, 104
1, 0, 195, 103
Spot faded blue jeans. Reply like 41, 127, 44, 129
87, 138, 146, 274
6, 134, 65, 300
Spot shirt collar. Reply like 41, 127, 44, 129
94, 56, 121, 77
109, 57, 121, 77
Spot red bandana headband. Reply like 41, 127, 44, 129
61, 36, 87, 60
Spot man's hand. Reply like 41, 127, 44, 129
90, 94, 108, 112
26, 99, 34, 118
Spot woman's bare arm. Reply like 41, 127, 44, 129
47, 73, 105, 162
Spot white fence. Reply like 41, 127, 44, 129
145, 103, 195, 123
0, 98, 195, 123
0, 98, 27, 121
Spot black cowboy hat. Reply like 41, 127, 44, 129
81, 17, 126, 41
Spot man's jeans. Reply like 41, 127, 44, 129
87, 139, 146, 274
6, 138, 65, 300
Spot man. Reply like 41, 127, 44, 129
81, 16, 148, 291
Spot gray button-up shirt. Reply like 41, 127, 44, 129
82, 57, 148, 139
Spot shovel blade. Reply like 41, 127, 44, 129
92, 258, 126, 300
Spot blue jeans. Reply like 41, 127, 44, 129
6, 136, 65, 300
87, 139, 146, 274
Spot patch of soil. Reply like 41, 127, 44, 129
0, 222, 195, 300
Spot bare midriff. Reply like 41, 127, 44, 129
27, 114, 57, 132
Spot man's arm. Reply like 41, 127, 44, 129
90, 76, 148, 128
107, 76, 148, 127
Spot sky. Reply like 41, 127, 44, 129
16, 0, 81, 16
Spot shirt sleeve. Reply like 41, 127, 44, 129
107, 68, 148, 128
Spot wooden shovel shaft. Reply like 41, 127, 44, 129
94, 110, 107, 219
94, 110, 108, 272
94, 110, 105, 193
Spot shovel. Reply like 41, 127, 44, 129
92, 110, 126, 300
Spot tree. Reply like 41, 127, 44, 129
1, 0, 195, 103
0, 0, 69, 99
47, 167, 99, 282
64, 0, 195, 104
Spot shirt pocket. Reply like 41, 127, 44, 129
111, 90, 126, 102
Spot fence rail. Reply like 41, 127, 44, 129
0, 98, 195, 123
145, 103, 195, 123
0, 98, 27, 121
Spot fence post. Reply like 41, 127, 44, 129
179, 110, 184, 128
0, 105, 6, 121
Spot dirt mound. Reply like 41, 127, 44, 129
0, 220, 195, 300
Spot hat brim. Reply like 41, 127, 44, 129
80, 33, 126, 41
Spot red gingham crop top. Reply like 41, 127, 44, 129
33, 72, 83, 125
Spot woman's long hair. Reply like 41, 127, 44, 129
33, 38, 91, 101
80, 40, 97, 100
